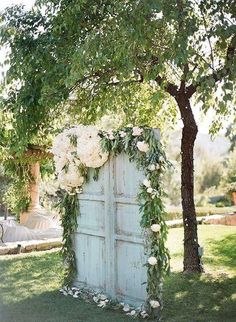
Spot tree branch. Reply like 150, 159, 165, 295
69, 69, 114, 93
186, 34, 236, 98
179, 64, 189, 94
155, 76, 178, 97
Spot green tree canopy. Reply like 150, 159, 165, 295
1, 0, 235, 272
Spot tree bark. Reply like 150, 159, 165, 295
176, 93, 203, 273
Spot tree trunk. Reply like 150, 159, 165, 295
176, 94, 203, 273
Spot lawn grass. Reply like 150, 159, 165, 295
0, 225, 235, 322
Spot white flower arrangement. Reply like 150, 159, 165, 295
52, 125, 108, 191
137, 141, 149, 153
148, 256, 158, 265
57, 163, 84, 191
55, 124, 169, 318
76, 126, 108, 168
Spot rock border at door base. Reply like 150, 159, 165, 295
60, 285, 150, 319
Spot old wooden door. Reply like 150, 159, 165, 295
74, 153, 147, 305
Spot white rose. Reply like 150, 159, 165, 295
151, 224, 160, 232
109, 134, 115, 140
137, 141, 149, 153
148, 256, 157, 265
147, 187, 153, 193
148, 164, 156, 171
119, 131, 126, 138
132, 127, 143, 136
143, 179, 151, 187
150, 300, 160, 308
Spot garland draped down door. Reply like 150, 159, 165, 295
53, 125, 170, 318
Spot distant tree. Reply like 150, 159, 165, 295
226, 121, 236, 151
1, 0, 236, 273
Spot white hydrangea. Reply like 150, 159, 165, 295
54, 155, 68, 174
51, 131, 71, 157
76, 126, 109, 168
52, 131, 79, 183
58, 164, 84, 190
137, 141, 149, 153
148, 256, 157, 265
52, 125, 109, 191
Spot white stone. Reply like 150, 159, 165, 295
126, 310, 136, 316
97, 300, 107, 308
123, 304, 130, 312
93, 296, 99, 303
141, 311, 149, 318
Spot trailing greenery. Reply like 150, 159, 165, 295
1, 152, 54, 217
0, 111, 55, 216
57, 190, 79, 286
101, 126, 170, 316
57, 126, 170, 317
3, 161, 31, 216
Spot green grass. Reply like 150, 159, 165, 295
0, 225, 236, 322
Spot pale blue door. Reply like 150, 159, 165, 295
74, 152, 147, 305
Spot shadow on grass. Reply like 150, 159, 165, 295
205, 234, 236, 269
1, 247, 236, 322
162, 272, 236, 322
0, 290, 136, 322
0, 252, 136, 322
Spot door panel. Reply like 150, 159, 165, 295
74, 153, 147, 305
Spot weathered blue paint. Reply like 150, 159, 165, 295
74, 153, 147, 305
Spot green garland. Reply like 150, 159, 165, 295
57, 190, 79, 286
58, 126, 170, 317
